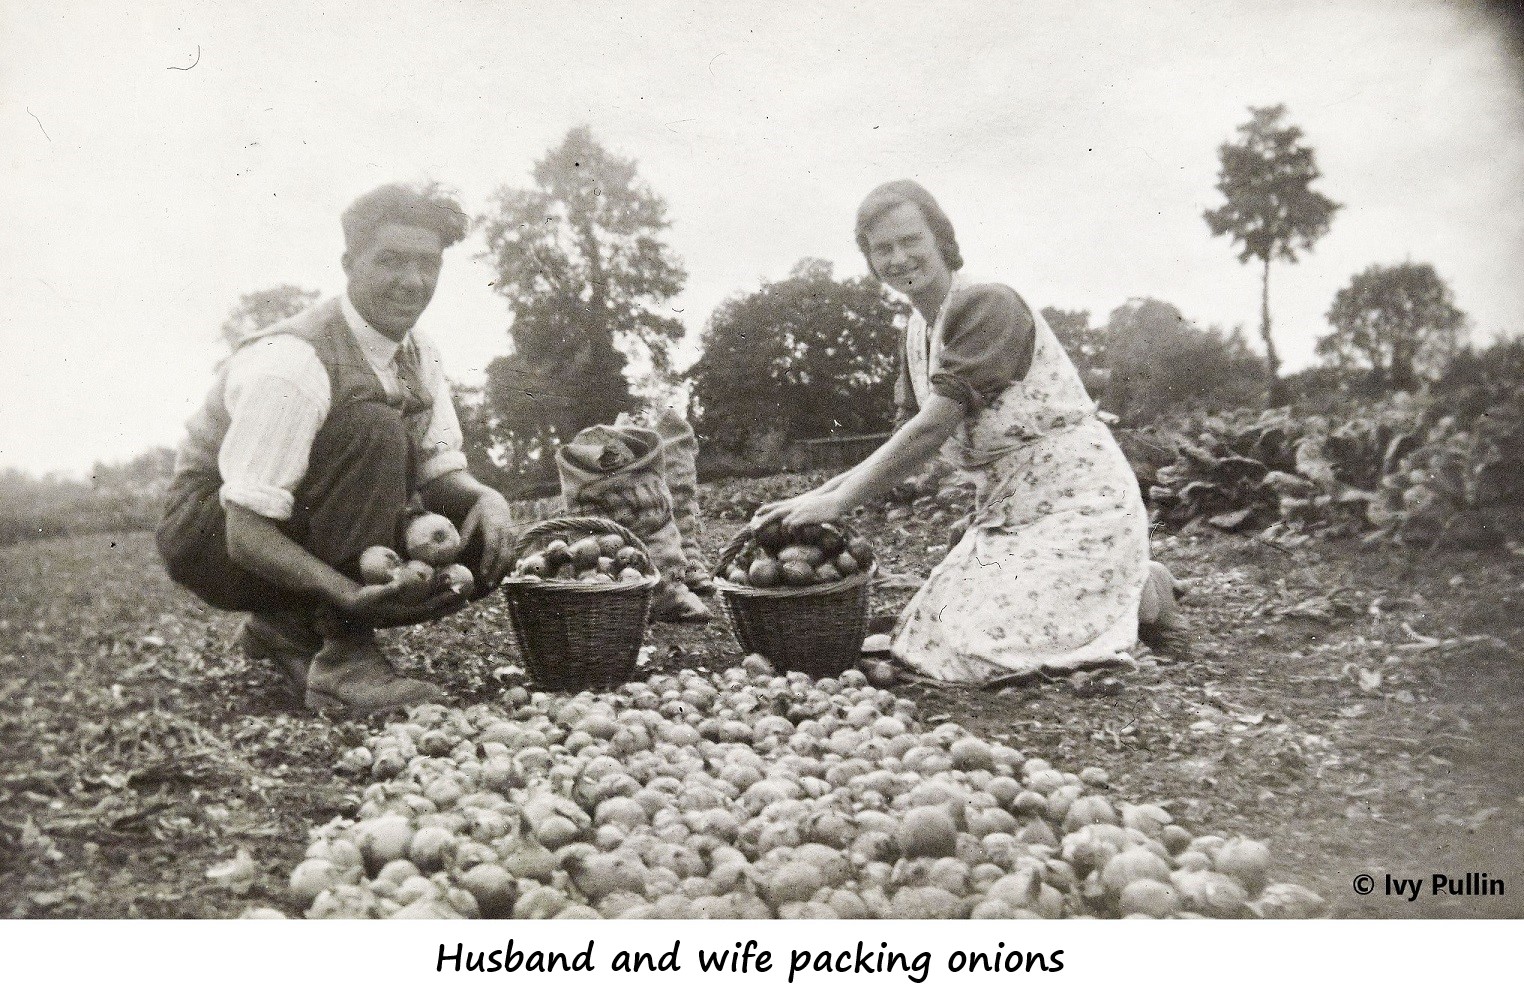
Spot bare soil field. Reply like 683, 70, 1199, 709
2, 474, 1521, 918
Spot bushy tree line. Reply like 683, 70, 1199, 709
225, 122, 1478, 491
688, 258, 907, 473
6, 117, 1504, 548
0, 448, 175, 547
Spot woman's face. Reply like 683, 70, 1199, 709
864, 202, 952, 306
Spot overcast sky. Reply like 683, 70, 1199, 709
2, 0, 1521, 477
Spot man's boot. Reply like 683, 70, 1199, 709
237, 611, 321, 694
305, 613, 440, 717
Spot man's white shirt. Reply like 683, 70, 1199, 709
217, 294, 468, 521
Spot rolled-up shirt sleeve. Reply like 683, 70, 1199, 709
410, 333, 469, 486
930, 284, 1036, 413
219, 338, 330, 521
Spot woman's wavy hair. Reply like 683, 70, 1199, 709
341, 181, 469, 257
854, 179, 963, 278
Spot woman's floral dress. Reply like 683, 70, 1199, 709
891, 273, 1151, 685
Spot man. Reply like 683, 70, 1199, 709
158, 182, 518, 717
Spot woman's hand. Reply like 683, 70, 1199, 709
751, 488, 847, 532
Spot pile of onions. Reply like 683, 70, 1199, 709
272, 661, 1325, 920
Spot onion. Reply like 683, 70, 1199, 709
301, 652, 1322, 922
356, 816, 414, 873
595, 796, 649, 830
460, 863, 517, 918
289, 859, 341, 903
1249, 882, 1328, 920
965, 806, 1018, 838
1119, 802, 1173, 838
897, 806, 958, 859
1012, 790, 1049, 817
357, 857, 401, 890
1214, 837, 1271, 892
949, 737, 995, 771
1016, 818, 1058, 847
1118, 878, 1180, 918
1062, 795, 1119, 832
1100, 846, 1171, 895
498, 834, 556, 883
763, 862, 826, 905
1173, 870, 1250, 918
394, 874, 439, 906
902, 746, 954, 775
849, 829, 898, 866
812, 889, 861, 919
888, 885, 962, 919
408, 825, 456, 873
532, 815, 581, 850
651, 893, 694, 919
925, 857, 971, 896
569, 851, 649, 902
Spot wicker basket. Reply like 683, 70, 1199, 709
711, 526, 875, 680
499, 516, 659, 691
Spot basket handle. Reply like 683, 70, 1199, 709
711, 519, 858, 577
713, 526, 753, 576
508, 514, 652, 567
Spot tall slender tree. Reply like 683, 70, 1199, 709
478, 126, 686, 467
1204, 105, 1340, 405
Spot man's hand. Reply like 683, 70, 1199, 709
459, 487, 517, 589
336, 578, 469, 629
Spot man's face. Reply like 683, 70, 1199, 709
343, 222, 445, 339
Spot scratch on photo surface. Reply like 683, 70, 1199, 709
168, 45, 201, 70
27, 108, 50, 142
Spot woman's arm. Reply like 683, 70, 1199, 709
833, 394, 963, 511
812, 469, 853, 494
753, 394, 964, 529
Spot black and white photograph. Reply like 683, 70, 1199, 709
2, 0, 1522, 991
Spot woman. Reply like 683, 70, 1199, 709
755, 180, 1165, 686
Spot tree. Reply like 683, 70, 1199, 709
220, 284, 320, 346
477, 126, 687, 464
1204, 105, 1340, 405
450, 382, 520, 495
90, 446, 175, 491
1317, 262, 1467, 392
689, 258, 906, 459
1435, 333, 1524, 420
1102, 297, 1265, 423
